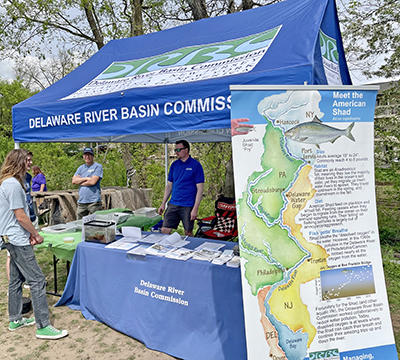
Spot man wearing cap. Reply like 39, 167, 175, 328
72, 147, 103, 219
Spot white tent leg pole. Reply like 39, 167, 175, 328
14, 142, 20, 149
164, 142, 168, 186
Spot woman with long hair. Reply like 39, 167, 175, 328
31, 165, 47, 192
0, 149, 68, 340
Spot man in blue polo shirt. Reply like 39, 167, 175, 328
72, 147, 103, 219
158, 140, 204, 237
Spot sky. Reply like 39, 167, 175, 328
0, 59, 14, 81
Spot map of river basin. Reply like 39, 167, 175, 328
236, 116, 330, 360
232, 88, 397, 360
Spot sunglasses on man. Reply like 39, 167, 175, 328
174, 148, 187, 152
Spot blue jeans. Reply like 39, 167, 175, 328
7, 244, 50, 329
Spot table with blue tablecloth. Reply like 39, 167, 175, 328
55, 237, 247, 360
36, 211, 162, 295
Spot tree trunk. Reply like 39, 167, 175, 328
83, 1, 105, 50
227, 0, 236, 14
186, 0, 208, 20
223, 155, 235, 198
241, 0, 254, 11
121, 144, 139, 188
132, 0, 144, 36
121, 0, 143, 184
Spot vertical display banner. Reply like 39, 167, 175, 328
230, 85, 398, 360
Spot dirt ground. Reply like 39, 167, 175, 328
1, 248, 399, 360
0, 250, 177, 360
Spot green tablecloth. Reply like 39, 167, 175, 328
115, 215, 161, 231
36, 210, 162, 262
95, 208, 162, 231
35, 231, 81, 262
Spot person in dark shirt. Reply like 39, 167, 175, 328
157, 140, 204, 237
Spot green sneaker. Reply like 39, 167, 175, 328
36, 325, 68, 340
9, 317, 36, 331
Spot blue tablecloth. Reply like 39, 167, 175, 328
56, 237, 247, 360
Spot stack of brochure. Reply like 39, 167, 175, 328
194, 241, 225, 252
105, 240, 139, 251
145, 243, 175, 257
165, 247, 195, 261
192, 241, 225, 262
212, 249, 234, 265
123, 232, 192, 260
145, 232, 190, 257
226, 256, 241, 268
192, 248, 222, 261
157, 232, 189, 248
127, 244, 152, 261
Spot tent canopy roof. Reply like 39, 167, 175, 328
12, 0, 351, 144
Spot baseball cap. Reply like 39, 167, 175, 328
83, 147, 94, 155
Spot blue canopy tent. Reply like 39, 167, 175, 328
12, 0, 351, 146
10, 2, 353, 357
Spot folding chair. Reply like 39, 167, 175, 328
195, 196, 238, 241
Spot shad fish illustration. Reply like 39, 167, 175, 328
235, 126, 255, 133
284, 116, 355, 149
341, 269, 352, 274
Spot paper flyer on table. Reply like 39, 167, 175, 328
165, 247, 195, 261
126, 244, 152, 261
212, 249, 234, 265
140, 233, 166, 244
192, 248, 222, 262
158, 232, 190, 248
230, 85, 398, 360
194, 241, 225, 252
145, 243, 175, 257
226, 256, 241, 268
119, 226, 143, 242
128, 244, 150, 255
105, 240, 139, 250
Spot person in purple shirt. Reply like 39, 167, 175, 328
31, 166, 47, 192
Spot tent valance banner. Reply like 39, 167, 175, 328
230, 85, 398, 360
12, 0, 351, 144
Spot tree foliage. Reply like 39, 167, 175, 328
0, 79, 33, 137
0, 0, 282, 61
374, 84, 400, 166
12, 143, 126, 191
339, 1, 400, 242
374, 83, 400, 243
340, 0, 400, 79
190, 142, 232, 216
0, 138, 231, 216
0, 0, 161, 59
14, 48, 81, 91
